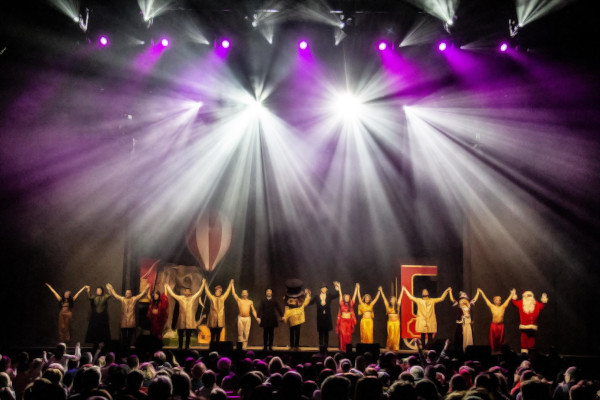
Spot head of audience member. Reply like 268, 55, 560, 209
201, 370, 216, 391
217, 357, 231, 374
80, 352, 92, 366
410, 366, 424, 382
268, 357, 284, 375
280, 371, 303, 399
171, 371, 193, 399
191, 362, 206, 380
148, 375, 173, 400
354, 376, 383, 400
126, 355, 139, 371
126, 370, 144, 391
0, 373, 11, 390
564, 367, 579, 384
388, 381, 417, 400
209, 387, 228, 400
416, 379, 440, 400
340, 359, 352, 374
239, 371, 263, 398
321, 375, 351, 400
324, 356, 337, 372
82, 366, 102, 392
449, 374, 467, 392
42, 368, 63, 385
303, 380, 319, 399
398, 371, 415, 385
570, 381, 597, 400
520, 379, 550, 400
153, 351, 167, 366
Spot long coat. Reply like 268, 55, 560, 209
309, 291, 339, 332
258, 297, 283, 328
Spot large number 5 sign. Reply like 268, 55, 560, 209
400, 265, 438, 350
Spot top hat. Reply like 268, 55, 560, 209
285, 278, 304, 298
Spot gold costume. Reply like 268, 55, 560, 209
386, 305, 400, 351
358, 303, 375, 343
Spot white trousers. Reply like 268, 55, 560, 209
237, 316, 251, 344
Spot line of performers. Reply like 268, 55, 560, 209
45, 280, 548, 353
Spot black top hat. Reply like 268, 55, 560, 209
285, 278, 304, 298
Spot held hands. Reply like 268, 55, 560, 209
541, 293, 548, 303
511, 289, 518, 300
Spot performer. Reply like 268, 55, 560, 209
205, 280, 234, 343
356, 283, 381, 344
257, 288, 283, 351
165, 280, 205, 349
85, 285, 113, 347
147, 290, 169, 340
402, 286, 451, 347
308, 281, 340, 352
511, 290, 548, 353
282, 279, 311, 351
380, 287, 403, 351
335, 283, 358, 352
448, 290, 480, 352
231, 284, 259, 349
45, 283, 86, 342
106, 283, 149, 347
477, 288, 515, 352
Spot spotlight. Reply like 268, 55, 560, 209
499, 42, 508, 52
221, 39, 230, 49
298, 40, 308, 50
160, 38, 169, 47
438, 42, 447, 51
378, 41, 388, 51
99, 36, 109, 47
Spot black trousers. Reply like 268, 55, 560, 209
263, 327, 275, 349
121, 328, 136, 347
421, 332, 433, 347
210, 327, 223, 342
178, 329, 193, 349
289, 325, 301, 348
318, 330, 329, 349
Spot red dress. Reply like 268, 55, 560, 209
147, 294, 169, 339
336, 300, 356, 352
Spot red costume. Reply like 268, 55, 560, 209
512, 291, 546, 351
148, 294, 169, 339
336, 300, 356, 352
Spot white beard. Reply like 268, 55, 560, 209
522, 297, 535, 314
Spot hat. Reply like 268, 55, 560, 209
285, 279, 304, 298
459, 291, 469, 300
320, 282, 328, 289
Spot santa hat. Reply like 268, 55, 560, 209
522, 291, 533, 297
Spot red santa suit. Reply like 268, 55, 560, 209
512, 291, 546, 351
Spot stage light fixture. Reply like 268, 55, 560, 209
221, 39, 231, 49
378, 41, 388, 51
160, 38, 169, 47
99, 36, 109, 47
438, 41, 447, 51
500, 42, 508, 52
299, 40, 308, 50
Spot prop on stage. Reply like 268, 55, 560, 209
400, 265, 438, 350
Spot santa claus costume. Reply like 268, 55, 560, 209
512, 290, 548, 352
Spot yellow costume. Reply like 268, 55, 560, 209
386, 305, 400, 351
358, 303, 375, 343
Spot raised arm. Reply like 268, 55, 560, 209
45, 283, 61, 301
165, 284, 183, 302
204, 284, 214, 301
371, 288, 382, 306
357, 284, 364, 305
303, 289, 312, 307
379, 287, 390, 309
352, 284, 358, 303
73, 286, 87, 301
132, 286, 149, 303
471, 289, 480, 304
478, 288, 494, 308
222, 279, 234, 300
231, 282, 240, 302
433, 287, 451, 304
501, 289, 515, 309
402, 286, 417, 302
106, 283, 124, 302
334, 281, 342, 302
191, 279, 205, 302
448, 289, 456, 304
